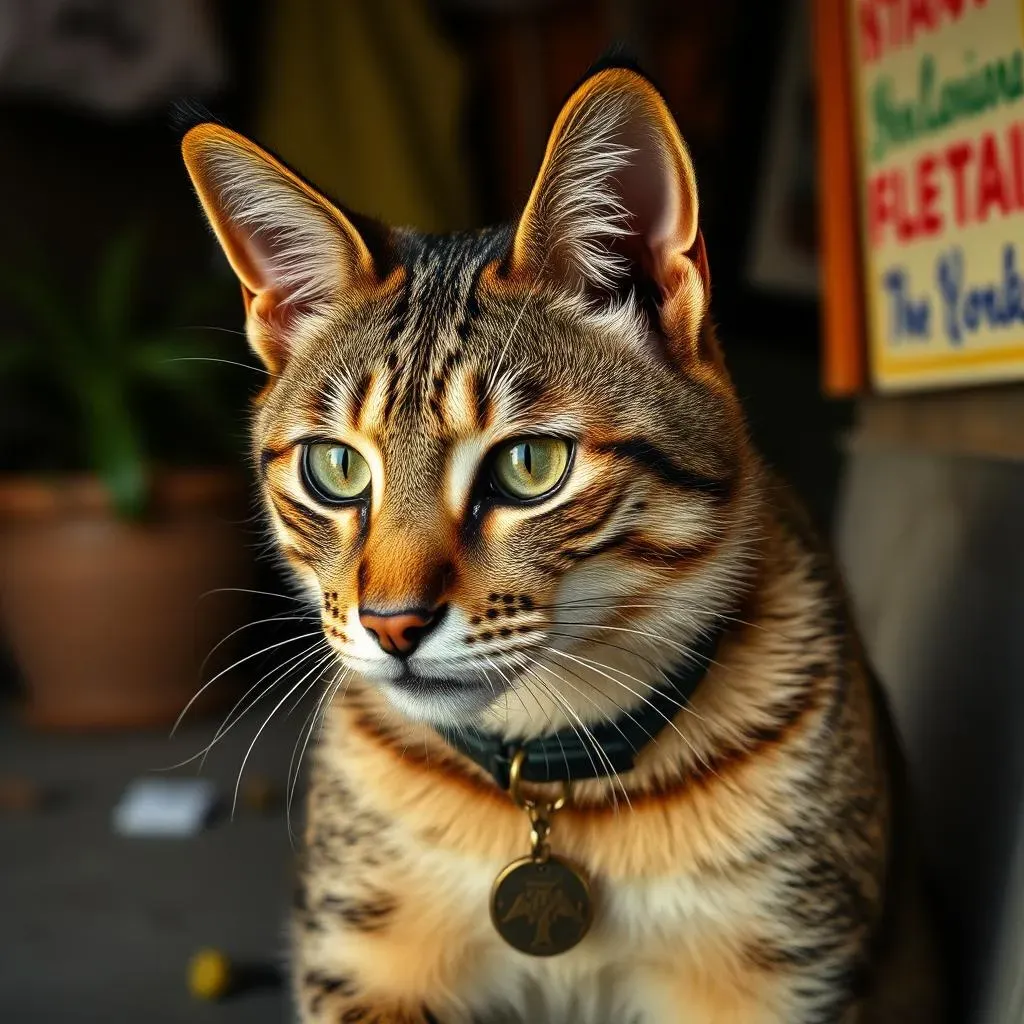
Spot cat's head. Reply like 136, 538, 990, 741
182, 66, 758, 733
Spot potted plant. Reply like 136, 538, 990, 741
0, 229, 255, 729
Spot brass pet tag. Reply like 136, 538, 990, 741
490, 751, 593, 956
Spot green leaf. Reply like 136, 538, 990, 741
82, 381, 149, 519
0, 228, 247, 479
95, 227, 143, 350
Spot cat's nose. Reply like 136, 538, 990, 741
359, 606, 445, 658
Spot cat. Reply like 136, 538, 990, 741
182, 62, 944, 1024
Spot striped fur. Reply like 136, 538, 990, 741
182, 66, 942, 1023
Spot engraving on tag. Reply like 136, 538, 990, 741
490, 855, 592, 956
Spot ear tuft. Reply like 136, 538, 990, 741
573, 46, 656, 91
169, 99, 221, 138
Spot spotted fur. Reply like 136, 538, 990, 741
182, 66, 943, 1023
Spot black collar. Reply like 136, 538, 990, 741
439, 624, 725, 790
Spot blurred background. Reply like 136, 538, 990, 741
0, 1, 1021, 1022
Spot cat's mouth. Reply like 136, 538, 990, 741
389, 668, 490, 693
376, 666, 511, 725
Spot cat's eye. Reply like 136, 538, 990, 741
301, 442, 371, 503
491, 438, 571, 502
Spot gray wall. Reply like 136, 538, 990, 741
836, 445, 1024, 1023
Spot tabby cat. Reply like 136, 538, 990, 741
182, 63, 942, 1023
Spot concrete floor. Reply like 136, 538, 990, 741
0, 712, 299, 1023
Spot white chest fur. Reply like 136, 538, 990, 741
415, 844, 764, 1024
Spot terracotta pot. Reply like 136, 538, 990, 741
0, 470, 254, 730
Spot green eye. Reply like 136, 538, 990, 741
302, 442, 371, 502
492, 438, 571, 501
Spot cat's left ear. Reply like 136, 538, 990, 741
508, 66, 710, 357
181, 123, 377, 374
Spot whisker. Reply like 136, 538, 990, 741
198, 586, 309, 604
283, 679, 334, 809
485, 228, 562, 400
204, 637, 331, 757
545, 646, 718, 781
164, 355, 272, 375
199, 613, 321, 678
531, 649, 649, 743
231, 650, 336, 818
527, 667, 616, 809
517, 653, 626, 808
486, 653, 551, 733
492, 292, 534, 387
171, 629, 325, 736
512, 671, 562, 780
283, 650, 341, 722
156, 639, 332, 773
521, 650, 642, 811
544, 627, 681, 685
505, 650, 569, 770
542, 629, 709, 726
542, 618, 731, 677
534, 594, 788, 642
523, 662, 631, 813
314, 666, 355, 747
483, 654, 534, 724
287, 666, 349, 842
473, 661, 503, 725
181, 324, 249, 338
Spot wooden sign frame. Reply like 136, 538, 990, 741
813, 0, 868, 396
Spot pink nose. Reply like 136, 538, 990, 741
359, 608, 440, 657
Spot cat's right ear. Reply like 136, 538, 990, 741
181, 124, 375, 373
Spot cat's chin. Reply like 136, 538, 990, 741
376, 672, 505, 726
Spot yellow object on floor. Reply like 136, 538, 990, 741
188, 947, 232, 1000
